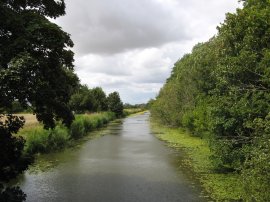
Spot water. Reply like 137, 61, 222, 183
19, 112, 206, 202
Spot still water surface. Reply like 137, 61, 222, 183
19, 113, 206, 202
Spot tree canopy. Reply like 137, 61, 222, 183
107, 92, 124, 117
151, 0, 270, 200
0, 0, 79, 128
0, 0, 78, 200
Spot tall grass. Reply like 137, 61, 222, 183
24, 125, 70, 154
70, 112, 115, 139
21, 112, 116, 154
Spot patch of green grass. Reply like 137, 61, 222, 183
70, 112, 115, 139
151, 122, 244, 201
24, 125, 70, 154
19, 112, 116, 154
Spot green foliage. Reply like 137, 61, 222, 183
0, 185, 26, 202
0, 1, 79, 128
146, 99, 155, 109
22, 112, 116, 153
0, 115, 33, 201
70, 118, 86, 139
91, 87, 108, 111
241, 114, 270, 201
124, 103, 146, 109
182, 98, 210, 137
0, 1, 77, 200
69, 85, 96, 113
69, 85, 122, 114
151, 1, 270, 200
25, 125, 70, 154
107, 92, 124, 117
70, 112, 115, 139
0, 115, 33, 181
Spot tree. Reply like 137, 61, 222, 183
0, 0, 78, 201
207, 0, 270, 170
107, 92, 123, 117
69, 85, 96, 113
0, 0, 79, 128
91, 87, 108, 111
151, 0, 270, 199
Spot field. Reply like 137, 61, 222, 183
19, 114, 39, 128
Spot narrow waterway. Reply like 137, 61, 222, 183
19, 113, 205, 202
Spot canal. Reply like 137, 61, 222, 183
19, 112, 205, 202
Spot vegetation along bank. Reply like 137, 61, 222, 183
150, 1, 270, 201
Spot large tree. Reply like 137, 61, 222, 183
0, 0, 78, 201
92, 87, 108, 112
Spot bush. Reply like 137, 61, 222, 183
242, 136, 270, 201
241, 116, 270, 201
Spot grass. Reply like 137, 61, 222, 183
24, 125, 70, 154
151, 121, 244, 201
18, 112, 116, 155
123, 108, 145, 116
70, 112, 115, 139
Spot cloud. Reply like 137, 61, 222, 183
74, 45, 175, 86
54, 0, 240, 104
56, 0, 194, 55
74, 42, 194, 103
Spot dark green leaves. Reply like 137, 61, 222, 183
151, 1, 270, 199
107, 92, 124, 118
0, 1, 77, 200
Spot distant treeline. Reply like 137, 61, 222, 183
3, 85, 124, 118
69, 85, 124, 117
150, 1, 270, 201
123, 103, 146, 109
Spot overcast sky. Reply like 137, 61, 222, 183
55, 0, 240, 104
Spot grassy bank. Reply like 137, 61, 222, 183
123, 108, 146, 116
19, 112, 116, 155
151, 122, 244, 201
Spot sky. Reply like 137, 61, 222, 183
55, 0, 241, 104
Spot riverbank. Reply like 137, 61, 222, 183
151, 122, 244, 201
18, 110, 146, 155
18, 112, 116, 155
